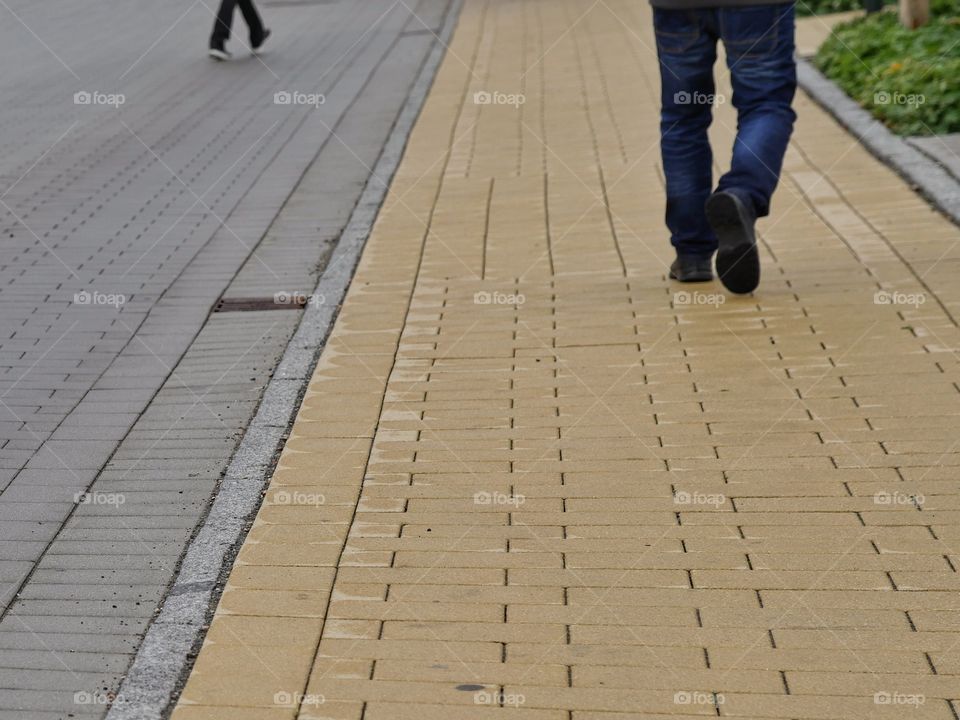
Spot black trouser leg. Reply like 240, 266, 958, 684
210, 0, 237, 46
237, 0, 265, 44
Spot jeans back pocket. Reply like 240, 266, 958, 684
720, 5, 787, 59
653, 7, 701, 54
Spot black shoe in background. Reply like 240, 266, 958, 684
252, 28, 271, 54
669, 255, 714, 283
706, 190, 759, 294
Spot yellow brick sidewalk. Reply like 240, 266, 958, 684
172, 1, 960, 718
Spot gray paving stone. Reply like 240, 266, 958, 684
0, 0, 453, 716
0, 669, 123, 691
0, 650, 131, 673
0, 632, 138, 654
909, 133, 960, 183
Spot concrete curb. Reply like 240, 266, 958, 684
797, 57, 960, 226
105, 1, 462, 717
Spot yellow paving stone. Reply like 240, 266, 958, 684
717, 693, 955, 719
927, 650, 960, 674
570, 625, 769, 648
373, 659, 568, 685
224, 565, 337, 590
569, 715, 732, 720
296, 703, 365, 720
499, 686, 721, 714
308, 658, 374, 680
170, 707, 294, 720
316, 638, 503, 663
380, 583, 565, 605
216, 587, 332, 617
364, 704, 567, 720
706, 646, 932, 673
336, 567, 507, 585
691, 569, 892, 590
382, 620, 567, 644
573, 666, 785, 693
203, 615, 324, 648
327, 599, 505, 623
700, 605, 913, 629
171, 0, 960, 715
254, 500, 359, 522
321, 619, 381, 639
236, 540, 343, 567
246, 524, 344, 546
760, 589, 960, 611
180, 644, 316, 707
786, 670, 960, 699
505, 644, 708, 669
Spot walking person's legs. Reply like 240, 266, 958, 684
717, 4, 797, 216
209, 0, 271, 59
236, 0, 268, 48
653, 8, 720, 282
210, 0, 237, 56
707, 3, 797, 293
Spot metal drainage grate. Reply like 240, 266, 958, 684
213, 296, 306, 313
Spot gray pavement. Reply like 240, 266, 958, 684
910, 133, 960, 184
0, 0, 452, 717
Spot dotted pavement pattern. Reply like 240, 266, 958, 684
171, 0, 960, 718
0, 0, 453, 718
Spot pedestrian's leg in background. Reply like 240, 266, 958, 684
236, 0, 266, 46
210, 0, 237, 48
717, 3, 797, 218
654, 8, 720, 264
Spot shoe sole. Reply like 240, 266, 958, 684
669, 268, 713, 283
208, 49, 231, 61
707, 192, 760, 294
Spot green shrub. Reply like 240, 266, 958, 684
814, 1, 960, 135
796, 0, 892, 18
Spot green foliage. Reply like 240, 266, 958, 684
814, 1, 960, 135
796, 0, 892, 18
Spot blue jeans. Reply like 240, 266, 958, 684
654, 4, 797, 258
